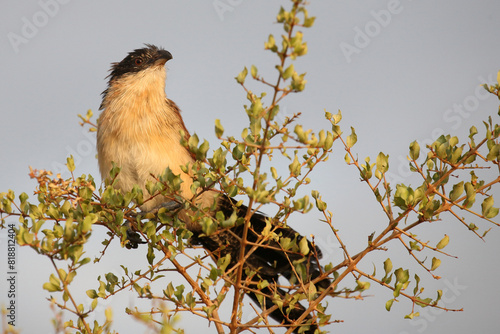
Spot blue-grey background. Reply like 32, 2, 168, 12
1, 0, 499, 333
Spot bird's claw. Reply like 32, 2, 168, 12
123, 200, 182, 249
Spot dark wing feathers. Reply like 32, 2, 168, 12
191, 195, 330, 333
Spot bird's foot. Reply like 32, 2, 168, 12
123, 201, 182, 249
122, 221, 147, 249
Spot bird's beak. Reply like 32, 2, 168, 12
154, 50, 173, 66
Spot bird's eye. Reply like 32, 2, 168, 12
134, 57, 144, 65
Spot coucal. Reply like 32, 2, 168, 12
97, 44, 329, 333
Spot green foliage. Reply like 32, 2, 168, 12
1, 1, 500, 333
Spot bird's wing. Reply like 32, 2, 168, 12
194, 195, 328, 286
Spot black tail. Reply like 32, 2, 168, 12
192, 195, 330, 333
246, 285, 318, 334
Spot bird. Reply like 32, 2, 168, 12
97, 44, 330, 333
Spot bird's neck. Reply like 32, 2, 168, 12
101, 67, 167, 118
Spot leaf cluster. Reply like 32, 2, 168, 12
1, 1, 500, 333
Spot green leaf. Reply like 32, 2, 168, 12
43, 282, 61, 292
346, 127, 357, 148
264, 34, 277, 52
409, 141, 420, 160
298, 237, 310, 255
450, 145, 463, 164
431, 257, 441, 271
413, 274, 421, 295
57, 268, 67, 283
174, 284, 185, 302
294, 124, 307, 142
394, 184, 415, 210
463, 182, 476, 208
82, 214, 97, 233
105, 307, 113, 322
43, 274, 62, 292
324, 131, 334, 150
49, 273, 61, 287
86, 290, 98, 299
376, 152, 389, 174
436, 235, 449, 249
235, 67, 248, 84
307, 282, 317, 301
303, 16, 316, 28
164, 283, 174, 298
481, 196, 499, 218
270, 167, 279, 180
449, 181, 464, 202
147, 246, 155, 265
394, 268, 409, 284
217, 254, 231, 272
105, 272, 118, 285
289, 154, 301, 177
405, 312, 419, 319
394, 282, 403, 297
312, 190, 327, 211
383, 258, 393, 275
409, 240, 421, 251
385, 299, 394, 311
449, 136, 459, 147
197, 139, 210, 160
250, 65, 258, 78
66, 156, 75, 172
290, 72, 307, 91
486, 144, 500, 161
201, 217, 217, 236
280, 237, 292, 251
436, 290, 443, 303
469, 125, 478, 138
360, 157, 374, 180
332, 109, 342, 124
214, 119, 224, 138
283, 64, 295, 80
356, 280, 370, 291
415, 297, 432, 308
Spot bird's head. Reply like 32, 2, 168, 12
100, 44, 173, 109
107, 44, 173, 82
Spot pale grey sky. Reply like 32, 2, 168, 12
1, 1, 500, 333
